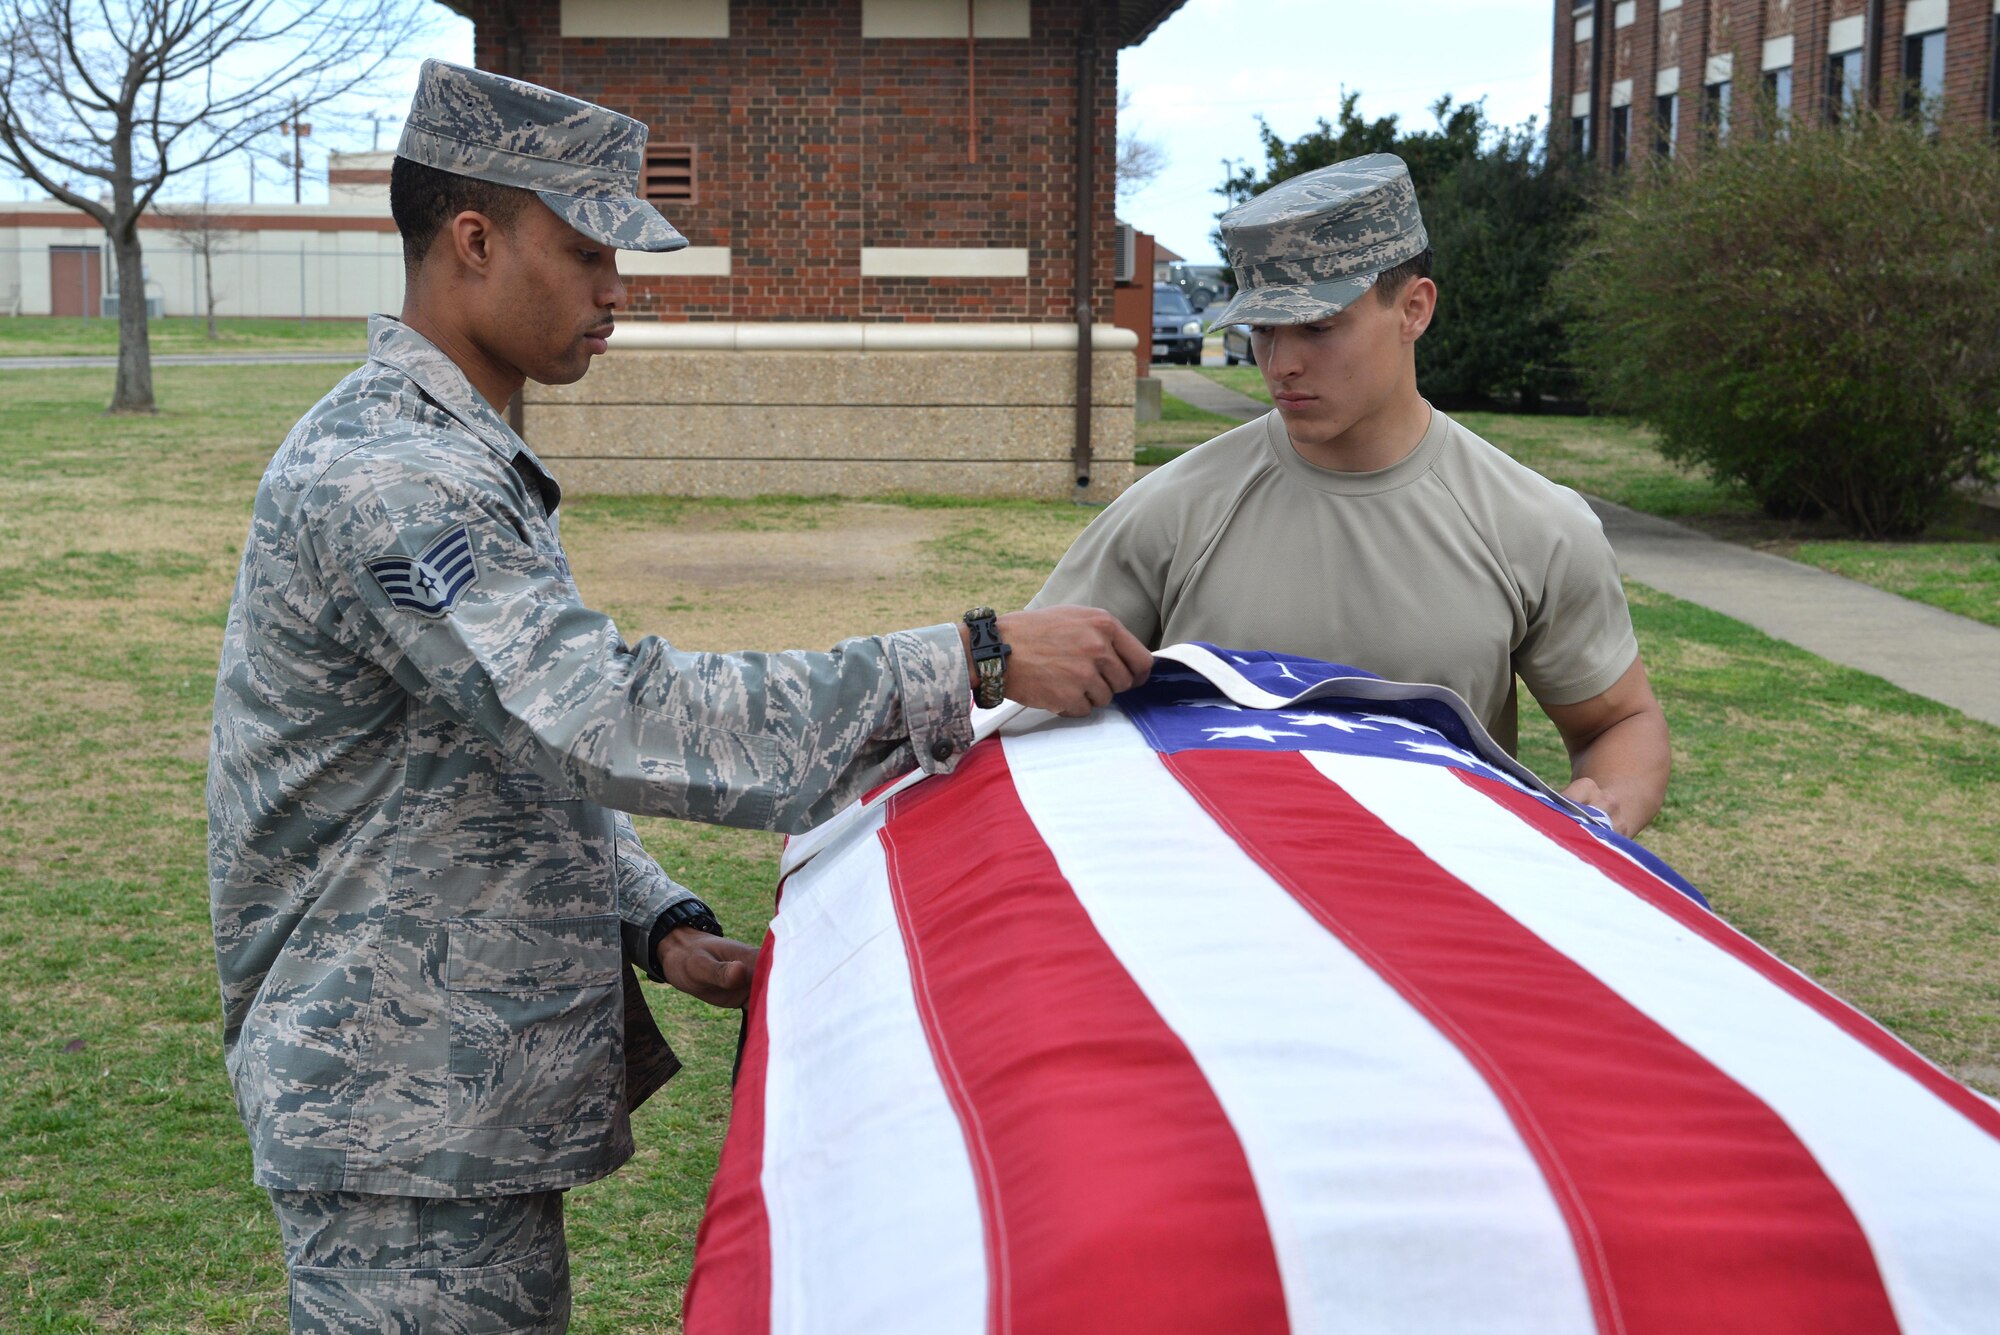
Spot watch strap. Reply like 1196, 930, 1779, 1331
963, 606, 1011, 709
649, 899, 724, 971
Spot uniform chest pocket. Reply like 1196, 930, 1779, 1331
444, 914, 622, 1130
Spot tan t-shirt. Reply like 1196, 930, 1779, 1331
1032, 407, 1638, 749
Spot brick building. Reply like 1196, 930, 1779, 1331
1554, 0, 1999, 167
436, 0, 1187, 499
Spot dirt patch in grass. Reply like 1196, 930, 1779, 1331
579, 502, 949, 587
563, 498, 1094, 654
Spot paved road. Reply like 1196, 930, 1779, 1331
0, 350, 366, 370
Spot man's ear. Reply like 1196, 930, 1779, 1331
1402, 276, 1438, 343
445, 210, 501, 277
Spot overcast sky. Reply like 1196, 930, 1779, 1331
1120, 0, 1558, 264
8, 0, 1556, 232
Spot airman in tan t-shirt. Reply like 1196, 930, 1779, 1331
1035, 152, 1670, 836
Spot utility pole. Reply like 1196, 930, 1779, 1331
279, 100, 313, 204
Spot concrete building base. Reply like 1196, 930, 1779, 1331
1135, 374, 1162, 422
524, 323, 1139, 502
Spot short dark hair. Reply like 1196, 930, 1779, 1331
1373, 246, 1435, 304
389, 156, 535, 273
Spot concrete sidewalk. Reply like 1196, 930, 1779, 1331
1590, 499, 2000, 728
0, 350, 366, 370
1153, 367, 1268, 421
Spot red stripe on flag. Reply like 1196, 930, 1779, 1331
1166, 749, 1900, 1335
879, 741, 1290, 1335
1460, 769, 2000, 1143
682, 927, 777, 1335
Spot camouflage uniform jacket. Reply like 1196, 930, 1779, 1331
208, 316, 973, 1197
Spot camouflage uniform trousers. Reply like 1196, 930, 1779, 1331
269, 1188, 569, 1333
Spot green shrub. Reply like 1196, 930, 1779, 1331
1561, 111, 2000, 537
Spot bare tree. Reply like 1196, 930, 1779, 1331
1117, 90, 1167, 199
157, 198, 236, 339
0, 0, 428, 412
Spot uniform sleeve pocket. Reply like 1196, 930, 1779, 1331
444, 915, 621, 1130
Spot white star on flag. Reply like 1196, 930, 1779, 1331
1204, 725, 1307, 743
1396, 740, 1482, 766
1280, 712, 1378, 733
1175, 700, 1244, 711
1358, 713, 1441, 736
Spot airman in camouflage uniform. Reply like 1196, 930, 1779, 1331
209, 61, 1146, 1333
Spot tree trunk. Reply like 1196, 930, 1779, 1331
109, 222, 155, 413
204, 248, 218, 340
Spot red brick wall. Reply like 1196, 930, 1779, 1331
460, 0, 1120, 323
1553, 0, 1999, 165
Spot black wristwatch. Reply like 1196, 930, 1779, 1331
963, 606, 1011, 709
649, 898, 724, 969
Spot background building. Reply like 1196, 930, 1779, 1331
1554, 0, 1999, 167
0, 152, 400, 321
443, 0, 1185, 499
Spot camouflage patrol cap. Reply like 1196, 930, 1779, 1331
1209, 153, 1428, 329
397, 59, 687, 253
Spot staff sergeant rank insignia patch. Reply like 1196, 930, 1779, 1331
368, 526, 478, 616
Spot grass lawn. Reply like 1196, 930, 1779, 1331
1188, 369, 2000, 630
2, 367, 1996, 1330
1786, 541, 2000, 630
0, 315, 368, 358
1135, 389, 1241, 463
1194, 364, 1271, 405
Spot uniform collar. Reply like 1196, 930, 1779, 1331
1262, 402, 1447, 497
366, 314, 564, 512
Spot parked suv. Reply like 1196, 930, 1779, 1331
1152, 284, 1203, 365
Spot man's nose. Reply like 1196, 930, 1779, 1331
1265, 327, 1304, 377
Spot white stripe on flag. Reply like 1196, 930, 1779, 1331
1308, 750, 2000, 1335
1001, 715, 1598, 1335
762, 810, 987, 1335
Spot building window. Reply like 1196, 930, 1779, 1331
642, 144, 697, 205
1572, 114, 1593, 156
1826, 48, 1864, 124
1764, 65, 1793, 128
1655, 93, 1680, 156
1705, 79, 1732, 141
1901, 29, 1946, 131
1610, 105, 1631, 167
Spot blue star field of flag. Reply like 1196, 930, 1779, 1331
1119, 646, 1708, 907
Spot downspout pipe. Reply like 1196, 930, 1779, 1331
1588, 0, 1606, 165
1863, 0, 1887, 109
1072, 9, 1098, 492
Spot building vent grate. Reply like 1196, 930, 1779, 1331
642, 144, 697, 204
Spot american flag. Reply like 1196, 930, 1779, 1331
687, 645, 2000, 1335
